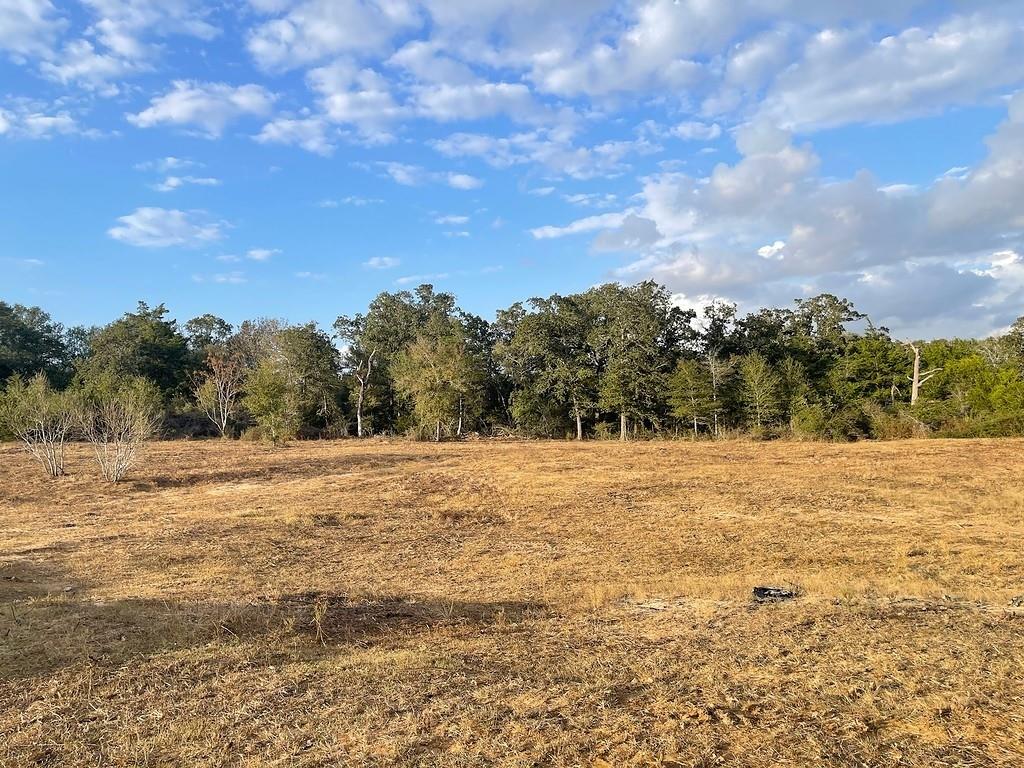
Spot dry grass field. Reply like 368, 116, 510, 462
2, 438, 1023, 767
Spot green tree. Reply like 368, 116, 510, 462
739, 353, 782, 431
184, 314, 233, 355
586, 282, 690, 440
668, 359, 713, 437
498, 295, 598, 439
392, 319, 484, 441
243, 359, 301, 444
79, 302, 190, 398
0, 302, 69, 384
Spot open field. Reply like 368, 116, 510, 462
2, 438, 1024, 766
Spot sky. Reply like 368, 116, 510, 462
1, 0, 1023, 338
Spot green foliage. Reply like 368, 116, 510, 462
0, 302, 69, 384
5, 288, 1024, 443
243, 360, 302, 445
668, 359, 714, 436
0, 373, 76, 476
392, 319, 485, 440
78, 302, 190, 398
739, 353, 782, 431
75, 373, 163, 482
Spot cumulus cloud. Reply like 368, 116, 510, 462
247, 0, 420, 70
108, 207, 223, 247
255, 115, 335, 154
0, 0, 65, 60
541, 92, 1024, 335
757, 13, 1024, 130
0, 101, 80, 139
128, 81, 276, 137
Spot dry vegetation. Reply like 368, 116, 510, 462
2, 438, 1024, 766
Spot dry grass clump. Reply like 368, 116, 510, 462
2, 438, 1024, 766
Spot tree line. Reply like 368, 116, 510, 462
3, 283, 1024, 461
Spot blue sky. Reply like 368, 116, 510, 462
2, 1, 1023, 338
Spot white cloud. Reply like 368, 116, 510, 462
364, 256, 400, 269
154, 175, 221, 192
758, 13, 1024, 130
435, 214, 469, 224
135, 156, 198, 172
432, 129, 659, 180
0, 0, 65, 60
671, 121, 722, 142
372, 162, 482, 189
255, 115, 335, 154
395, 272, 449, 285
0, 101, 79, 139
193, 271, 246, 284
320, 195, 383, 207
757, 240, 786, 260
247, 0, 420, 70
128, 81, 276, 137
109, 207, 223, 247
530, 211, 629, 239
447, 172, 482, 190
555, 93, 1024, 335
246, 248, 281, 261
295, 270, 326, 280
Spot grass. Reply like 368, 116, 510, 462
2, 438, 1024, 766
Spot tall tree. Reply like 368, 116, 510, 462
0, 302, 69, 384
668, 359, 714, 437
392, 318, 484, 441
78, 302, 190, 398
586, 282, 690, 440
739, 353, 782, 430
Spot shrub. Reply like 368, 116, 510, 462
243, 360, 301, 445
0, 373, 75, 477
77, 374, 163, 482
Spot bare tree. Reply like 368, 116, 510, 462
0, 373, 74, 477
192, 349, 244, 437
903, 342, 942, 405
78, 376, 162, 483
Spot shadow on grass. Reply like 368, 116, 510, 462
132, 451, 436, 491
1, 563, 547, 681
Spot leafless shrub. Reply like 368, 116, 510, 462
77, 375, 163, 483
192, 348, 244, 438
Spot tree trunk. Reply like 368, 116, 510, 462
575, 410, 583, 441
620, 412, 627, 442
457, 396, 463, 437
435, 419, 441, 442
904, 342, 941, 406
355, 380, 365, 438
693, 415, 698, 438
910, 345, 921, 405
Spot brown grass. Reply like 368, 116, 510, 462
2, 438, 1023, 766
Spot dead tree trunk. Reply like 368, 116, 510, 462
354, 349, 376, 438
620, 412, 627, 442
903, 342, 942, 405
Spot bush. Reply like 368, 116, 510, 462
243, 360, 301, 445
77, 374, 163, 482
0, 373, 75, 477
863, 403, 929, 440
